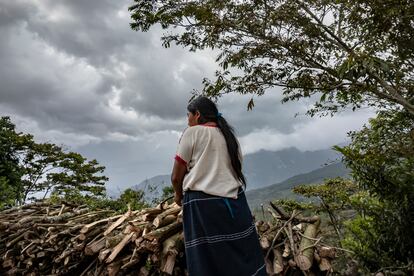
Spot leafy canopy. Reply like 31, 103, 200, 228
335, 110, 414, 269
129, 0, 414, 116
0, 116, 108, 207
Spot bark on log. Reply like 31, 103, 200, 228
143, 221, 182, 243
153, 215, 177, 229
85, 236, 106, 256
161, 232, 183, 275
319, 246, 336, 259
105, 232, 135, 263
295, 217, 321, 271
319, 257, 332, 271
273, 248, 284, 274
104, 210, 132, 236
80, 214, 123, 234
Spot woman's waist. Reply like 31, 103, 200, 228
183, 185, 244, 200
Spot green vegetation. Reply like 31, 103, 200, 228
338, 110, 414, 271
0, 116, 152, 213
277, 111, 414, 273
0, 116, 108, 208
49, 187, 149, 213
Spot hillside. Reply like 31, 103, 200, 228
245, 162, 350, 210
243, 147, 341, 189
133, 174, 171, 202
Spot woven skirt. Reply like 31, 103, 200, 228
182, 187, 266, 276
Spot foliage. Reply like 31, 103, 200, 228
335, 110, 414, 270
272, 198, 316, 213
293, 178, 357, 210
129, 0, 414, 116
161, 186, 174, 200
0, 177, 18, 209
49, 188, 148, 213
289, 178, 358, 241
1, 116, 32, 207
290, 111, 414, 272
0, 116, 108, 207
119, 188, 148, 211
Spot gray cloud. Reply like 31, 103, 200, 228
0, 0, 374, 189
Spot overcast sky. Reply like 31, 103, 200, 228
0, 0, 375, 192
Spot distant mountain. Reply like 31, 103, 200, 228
243, 147, 341, 190
130, 147, 343, 201
245, 162, 350, 210
133, 174, 171, 202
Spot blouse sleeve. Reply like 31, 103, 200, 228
175, 127, 194, 166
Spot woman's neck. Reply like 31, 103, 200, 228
199, 122, 217, 127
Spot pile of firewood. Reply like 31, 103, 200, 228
0, 200, 185, 276
1, 200, 335, 275
257, 202, 335, 275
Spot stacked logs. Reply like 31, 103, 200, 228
257, 202, 336, 275
0, 200, 185, 276
1, 200, 336, 275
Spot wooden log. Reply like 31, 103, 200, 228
318, 246, 336, 259
0, 221, 10, 230
142, 240, 160, 253
319, 257, 332, 271
80, 214, 123, 234
295, 217, 321, 271
78, 227, 102, 241
265, 257, 274, 275
6, 231, 26, 248
2, 258, 14, 268
105, 232, 135, 263
161, 232, 183, 275
85, 236, 106, 256
139, 207, 164, 216
288, 259, 296, 267
153, 214, 177, 229
98, 248, 111, 262
260, 236, 270, 250
104, 210, 132, 236
273, 248, 284, 274
106, 234, 124, 249
143, 221, 182, 242
142, 225, 152, 236
152, 206, 181, 228
282, 244, 290, 258
40, 209, 89, 223
107, 260, 121, 276
162, 254, 176, 275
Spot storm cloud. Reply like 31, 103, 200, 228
0, 0, 374, 190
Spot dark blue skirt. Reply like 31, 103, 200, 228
182, 187, 266, 276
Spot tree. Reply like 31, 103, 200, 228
0, 116, 108, 206
0, 117, 30, 206
129, 0, 413, 116
119, 188, 148, 211
283, 111, 414, 272
335, 110, 414, 271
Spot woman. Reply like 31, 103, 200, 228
171, 96, 266, 276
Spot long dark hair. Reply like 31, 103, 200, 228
187, 96, 246, 187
